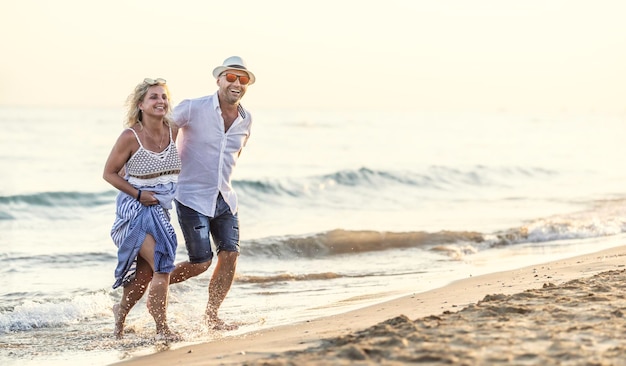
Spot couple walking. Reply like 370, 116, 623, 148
102, 56, 255, 341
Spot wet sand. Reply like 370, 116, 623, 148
113, 245, 626, 365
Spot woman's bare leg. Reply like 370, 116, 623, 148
147, 272, 176, 338
114, 256, 153, 339
137, 234, 180, 340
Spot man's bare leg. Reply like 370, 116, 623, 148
206, 251, 239, 330
169, 260, 211, 284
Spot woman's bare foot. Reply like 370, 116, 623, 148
206, 316, 239, 331
155, 328, 183, 343
113, 303, 124, 339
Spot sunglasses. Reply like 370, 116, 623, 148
222, 73, 250, 85
144, 78, 166, 85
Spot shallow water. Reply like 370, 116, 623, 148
1, 106, 625, 365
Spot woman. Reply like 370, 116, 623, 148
103, 77, 182, 341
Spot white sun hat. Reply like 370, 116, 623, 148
212, 56, 256, 85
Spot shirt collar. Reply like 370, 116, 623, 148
210, 91, 220, 112
211, 92, 246, 120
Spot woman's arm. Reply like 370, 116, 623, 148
103, 129, 140, 200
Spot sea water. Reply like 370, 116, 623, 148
1, 105, 626, 365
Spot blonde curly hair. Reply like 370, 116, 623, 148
124, 78, 173, 128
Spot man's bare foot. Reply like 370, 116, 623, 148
113, 303, 124, 339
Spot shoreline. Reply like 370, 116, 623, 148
113, 245, 626, 365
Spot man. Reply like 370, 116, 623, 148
170, 56, 255, 330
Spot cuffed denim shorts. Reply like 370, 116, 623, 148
175, 194, 240, 263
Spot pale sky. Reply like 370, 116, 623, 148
2, 0, 625, 114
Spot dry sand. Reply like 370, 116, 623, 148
113, 245, 626, 365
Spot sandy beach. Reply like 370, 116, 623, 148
113, 245, 626, 365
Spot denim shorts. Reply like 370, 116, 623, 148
175, 194, 240, 263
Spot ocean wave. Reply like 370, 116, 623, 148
1, 252, 115, 268
0, 291, 112, 333
245, 229, 486, 259
0, 165, 554, 218
0, 191, 115, 207
0, 191, 116, 220
490, 198, 626, 246
235, 166, 557, 198
235, 269, 429, 285
236, 272, 343, 284
245, 199, 626, 260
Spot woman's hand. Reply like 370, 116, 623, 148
138, 190, 160, 206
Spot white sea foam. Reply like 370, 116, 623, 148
0, 292, 112, 333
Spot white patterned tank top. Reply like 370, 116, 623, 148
125, 125, 182, 187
